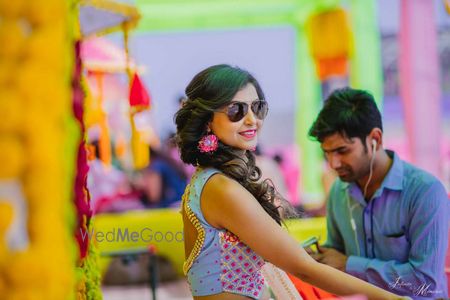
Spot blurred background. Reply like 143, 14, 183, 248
0, 0, 449, 299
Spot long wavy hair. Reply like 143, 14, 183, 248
174, 64, 289, 224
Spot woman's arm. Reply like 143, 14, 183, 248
201, 174, 401, 300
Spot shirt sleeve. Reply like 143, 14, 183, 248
346, 181, 449, 299
323, 182, 345, 253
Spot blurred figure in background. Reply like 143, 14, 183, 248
87, 140, 141, 213
254, 146, 289, 203
166, 131, 195, 178
134, 145, 188, 209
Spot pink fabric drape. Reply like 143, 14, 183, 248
399, 0, 442, 178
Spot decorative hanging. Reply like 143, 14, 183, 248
442, 0, 450, 14
90, 71, 112, 166
306, 8, 352, 80
123, 23, 150, 169
129, 72, 151, 113
81, 33, 150, 170
445, 0, 450, 14
76, 1, 142, 298
78, 0, 140, 38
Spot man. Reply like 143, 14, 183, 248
308, 87, 448, 299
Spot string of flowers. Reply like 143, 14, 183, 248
73, 39, 102, 300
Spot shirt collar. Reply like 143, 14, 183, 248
379, 150, 404, 191
340, 149, 404, 192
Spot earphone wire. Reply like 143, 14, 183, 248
363, 142, 377, 199
349, 140, 376, 257
347, 198, 361, 256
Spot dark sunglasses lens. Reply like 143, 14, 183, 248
251, 101, 268, 119
227, 102, 247, 122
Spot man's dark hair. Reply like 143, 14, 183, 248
308, 87, 383, 148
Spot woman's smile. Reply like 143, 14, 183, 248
238, 129, 257, 139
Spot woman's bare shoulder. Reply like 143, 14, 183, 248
200, 172, 255, 228
203, 172, 250, 201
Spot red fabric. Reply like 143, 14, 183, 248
287, 273, 338, 299
129, 73, 151, 111
73, 41, 93, 259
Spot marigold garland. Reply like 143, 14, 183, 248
0, 0, 78, 299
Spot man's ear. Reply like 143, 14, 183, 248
369, 128, 383, 149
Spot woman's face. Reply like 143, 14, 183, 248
209, 83, 264, 151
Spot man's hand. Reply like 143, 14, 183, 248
310, 245, 348, 272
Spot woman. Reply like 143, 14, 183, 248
174, 65, 402, 299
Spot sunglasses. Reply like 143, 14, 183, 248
218, 100, 269, 122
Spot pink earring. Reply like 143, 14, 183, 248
198, 133, 218, 153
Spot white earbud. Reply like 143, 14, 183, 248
371, 139, 377, 152
350, 218, 357, 231
363, 139, 377, 201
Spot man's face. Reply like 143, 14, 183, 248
321, 133, 371, 182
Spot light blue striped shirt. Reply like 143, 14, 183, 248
325, 150, 448, 299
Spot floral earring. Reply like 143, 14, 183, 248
198, 129, 218, 153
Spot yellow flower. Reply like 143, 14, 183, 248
4, 250, 48, 289
0, 91, 23, 133
16, 62, 62, 104
23, 24, 68, 74
25, 0, 67, 27
0, 0, 24, 18
0, 201, 13, 235
0, 59, 17, 87
0, 135, 25, 179
0, 202, 13, 259
0, 19, 26, 59
3, 247, 73, 299
26, 211, 65, 243
0, 274, 5, 298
